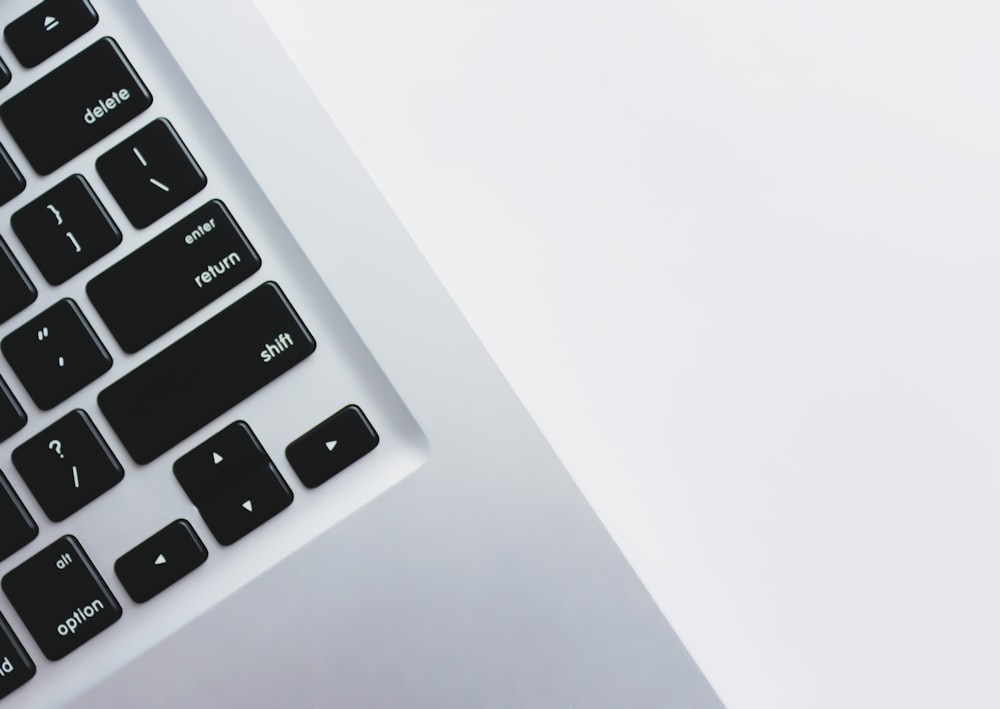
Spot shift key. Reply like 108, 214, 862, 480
88, 201, 262, 353
0, 38, 152, 175
98, 283, 316, 464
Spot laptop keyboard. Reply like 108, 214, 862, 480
0, 0, 394, 701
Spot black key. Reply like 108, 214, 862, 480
0, 237, 36, 325
2, 299, 111, 410
11, 174, 121, 285
3, 535, 121, 661
99, 282, 316, 464
175, 422, 293, 545
286, 405, 379, 488
175, 421, 272, 503
0, 142, 25, 206
5, 0, 99, 69
0, 38, 152, 175
96, 118, 207, 228
0, 375, 27, 443
0, 58, 10, 90
194, 468, 293, 546
88, 200, 261, 353
114, 519, 207, 603
0, 471, 37, 563
0, 613, 34, 700
12, 410, 123, 522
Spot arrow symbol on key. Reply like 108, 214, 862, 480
325, 441, 337, 451
241, 500, 253, 512
212, 451, 223, 465
154, 554, 166, 565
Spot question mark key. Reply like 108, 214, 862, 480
11, 409, 123, 522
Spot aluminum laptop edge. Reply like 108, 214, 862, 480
0, 0, 723, 706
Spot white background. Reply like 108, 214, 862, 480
259, 2, 999, 707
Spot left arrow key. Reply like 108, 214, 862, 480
114, 520, 207, 603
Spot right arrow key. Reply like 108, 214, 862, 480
114, 519, 207, 603
286, 405, 379, 489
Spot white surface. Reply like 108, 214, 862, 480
259, 2, 999, 708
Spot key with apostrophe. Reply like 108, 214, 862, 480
1, 299, 112, 410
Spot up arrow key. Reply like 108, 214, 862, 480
153, 554, 166, 565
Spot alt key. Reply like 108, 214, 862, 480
2, 535, 121, 661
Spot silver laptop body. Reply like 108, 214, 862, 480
0, 0, 722, 706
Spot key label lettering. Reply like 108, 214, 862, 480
56, 599, 105, 636
0, 656, 14, 676
55, 552, 72, 570
193, 252, 241, 288
184, 217, 217, 244
83, 88, 132, 125
260, 332, 295, 363
48, 439, 63, 458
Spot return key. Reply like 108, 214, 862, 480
87, 200, 261, 353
